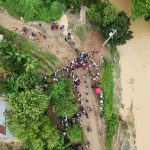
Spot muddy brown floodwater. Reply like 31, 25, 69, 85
110, 0, 150, 150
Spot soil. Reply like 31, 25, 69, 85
0, 7, 109, 150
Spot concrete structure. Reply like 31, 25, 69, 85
0, 99, 14, 138
0, 34, 3, 42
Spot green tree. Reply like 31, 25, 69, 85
50, 77, 72, 100
49, 1, 65, 21
4, 72, 43, 93
55, 99, 78, 117
102, 11, 133, 46
67, 124, 84, 143
88, 1, 117, 27
0, 27, 57, 74
62, 0, 83, 13
8, 87, 49, 122
131, 0, 150, 21
0, 41, 37, 73
6, 87, 60, 150
50, 77, 78, 117
1, 0, 65, 22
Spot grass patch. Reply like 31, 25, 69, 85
1, 0, 65, 23
74, 26, 84, 42
101, 59, 119, 150
86, 15, 92, 32
107, 44, 118, 54
0, 27, 57, 74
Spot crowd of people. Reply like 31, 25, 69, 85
12, 20, 104, 150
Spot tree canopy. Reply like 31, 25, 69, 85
8, 87, 49, 123
1, 0, 65, 22
88, 1, 117, 27
49, 1, 65, 21
50, 77, 78, 117
67, 124, 84, 143
101, 11, 133, 45
131, 0, 150, 21
7, 87, 60, 150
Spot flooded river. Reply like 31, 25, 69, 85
110, 0, 150, 150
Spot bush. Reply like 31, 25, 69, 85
87, 1, 117, 27
67, 124, 84, 143
49, 1, 65, 21
1, 0, 65, 22
131, 0, 150, 21
0, 27, 57, 73
87, 1, 133, 46
101, 59, 119, 150
6, 87, 60, 150
50, 77, 78, 117
101, 11, 133, 46
61, 0, 84, 13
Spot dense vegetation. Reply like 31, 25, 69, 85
0, 27, 57, 74
49, 77, 78, 117
1, 0, 133, 46
131, 0, 150, 21
88, 1, 117, 27
0, 0, 84, 22
67, 124, 84, 143
7, 87, 60, 150
87, 0, 133, 46
0, 28, 83, 149
101, 59, 119, 150
0, 0, 133, 149
101, 11, 133, 46
0, 0, 65, 22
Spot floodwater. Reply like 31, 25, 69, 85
110, 0, 150, 150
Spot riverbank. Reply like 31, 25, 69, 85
110, 0, 150, 150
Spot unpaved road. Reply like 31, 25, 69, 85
0, 9, 104, 150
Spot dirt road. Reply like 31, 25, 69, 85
0, 9, 105, 150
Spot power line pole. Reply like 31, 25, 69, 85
102, 29, 117, 47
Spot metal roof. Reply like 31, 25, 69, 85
0, 99, 14, 138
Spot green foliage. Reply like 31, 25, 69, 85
3, 73, 43, 93
67, 124, 84, 143
0, 41, 29, 74
49, 1, 65, 21
8, 115, 60, 150
61, 0, 83, 13
84, 0, 99, 7
87, 1, 133, 46
131, 0, 150, 21
107, 44, 118, 54
55, 99, 77, 117
50, 77, 71, 100
1, 0, 65, 22
101, 59, 119, 150
74, 26, 84, 42
0, 27, 57, 73
102, 11, 133, 46
102, 59, 114, 121
88, 1, 117, 27
50, 77, 78, 117
6, 87, 60, 150
8, 87, 49, 121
